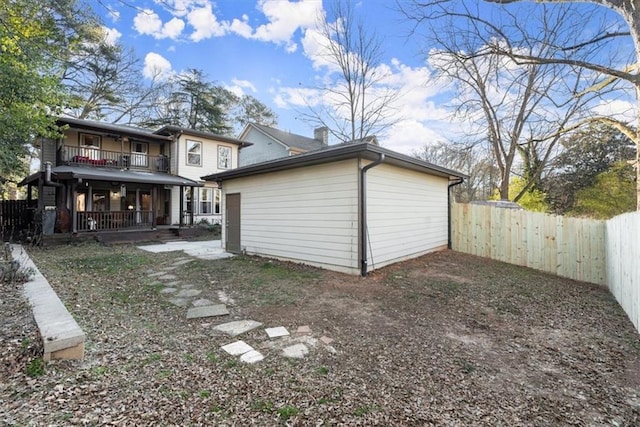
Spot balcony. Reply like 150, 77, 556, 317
60, 145, 170, 173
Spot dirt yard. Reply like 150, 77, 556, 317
2, 242, 639, 425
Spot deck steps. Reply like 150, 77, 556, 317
97, 228, 180, 245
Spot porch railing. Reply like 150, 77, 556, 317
61, 145, 170, 173
77, 210, 153, 232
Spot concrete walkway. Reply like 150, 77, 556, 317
137, 239, 234, 260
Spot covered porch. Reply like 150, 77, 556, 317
21, 164, 203, 235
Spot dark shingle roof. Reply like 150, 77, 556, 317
249, 123, 326, 152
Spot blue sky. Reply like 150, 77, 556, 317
91, 0, 633, 155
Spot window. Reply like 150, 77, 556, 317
184, 188, 193, 213
80, 133, 101, 159
218, 145, 231, 169
214, 188, 221, 214
131, 142, 148, 167
186, 140, 202, 166
199, 188, 212, 214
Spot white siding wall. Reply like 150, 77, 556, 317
366, 163, 449, 271
222, 160, 360, 274
169, 135, 239, 224
238, 128, 288, 166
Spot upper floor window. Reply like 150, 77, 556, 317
80, 133, 101, 160
131, 142, 148, 167
186, 140, 202, 166
218, 145, 231, 169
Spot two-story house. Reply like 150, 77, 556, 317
20, 117, 246, 235
237, 123, 329, 166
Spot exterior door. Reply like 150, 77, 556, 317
225, 193, 241, 254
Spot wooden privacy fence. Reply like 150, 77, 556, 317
451, 203, 606, 285
0, 200, 34, 232
606, 212, 640, 334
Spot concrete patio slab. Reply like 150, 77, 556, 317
158, 274, 177, 281
175, 289, 201, 298
168, 297, 190, 307
240, 350, 264, 364
192, 298, 215, 307
221, 340, 254, 356
213, 320, 263, 337
265, 326, 290, 338
282, 344, 309, 359
159, 287, 178, 294
186, 304, 229, 319
138, 240, 234, 261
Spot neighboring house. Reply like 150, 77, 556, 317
20, 117, 246, 235
202, 142, 466, 276
237, 123, 330, 166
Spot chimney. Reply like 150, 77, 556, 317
314, 126, 329, 145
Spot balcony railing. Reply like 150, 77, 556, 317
77, 210, 154, 232
61, 145, 170, 173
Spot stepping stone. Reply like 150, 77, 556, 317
180, 284, 195, 289
158, 274, 177, 281
282, 344, 309, 359
175, 289, 201, 298
296, 336, 318, 347
168, 297, 190, 307
240, 350, 264, 364
213, 320, 263, 337
162, 266, 177, 271
159, 287, 178, 294
217, 291, 235, 305
320, 336, 334, 345
164, 281, 181, 287
192, 298, 214, 307
186, 304, 229, 319
147, 272, 165, 277
221, 340, 254, 356
265, 326, 290, 339
296, 325, 311, 334
172, 259, 194, 266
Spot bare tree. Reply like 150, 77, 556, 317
414, 140, 500, 202
402, 2, 611, 201
407, 0, 640, 208
62, 30, 168, 125
300, 0, 400, 144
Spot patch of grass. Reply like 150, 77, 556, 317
92, 366, 108, 377
456, 358, 477, 374
224, 359, 238, 369
26, 357, 45, 377
109, 290, 130, 304
315, 366, 329, 376
158, 370, 172, 379
183, 354, 194, 362
354, 406, 372, 416
206, 352, 218, 363
251, 399, 274, 412
491, 300, 522, 316
74, 253, 150, 275
144, 353, 162, 365
210, 405, 223, 413
277, 405, 299, 421
199, 390, 211, 398
264, 367, 275, 376
21, 338, 31, 348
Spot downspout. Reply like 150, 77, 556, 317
44, 162, 63, 188
360, 153, 385, 277
447, 177, 465, 249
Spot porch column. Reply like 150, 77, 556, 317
71, 181, 78, 234
179, 186, 184, 227
151, 185, 157, 228
190, 186, 195, 226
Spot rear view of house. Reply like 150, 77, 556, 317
20, 117, 247, 236
203, 142, 465, 275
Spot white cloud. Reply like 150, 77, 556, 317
143, 52, 173, 80
251, 0, 322, 52
226, 79, 258, 97
592, 99, 637, 124
133, 8, 185, 39
102, 26, 122, 45
229, 15, 253, 38
134, 9, 163, 36
187, 4, 228, 41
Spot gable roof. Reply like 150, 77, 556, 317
155, 125, 250, 147
202, 142, 467, 182
240, 123, 326, 152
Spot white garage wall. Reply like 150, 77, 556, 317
366, 163, 449, 271
222, 159, 360, 274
